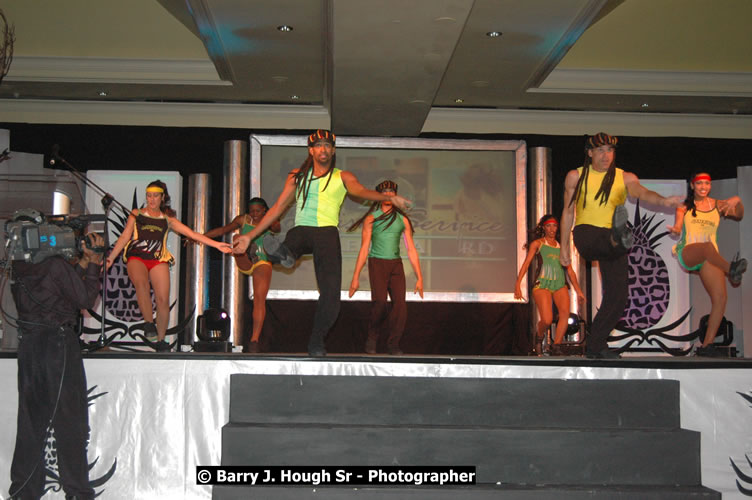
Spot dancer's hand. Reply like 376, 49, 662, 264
719, 196, 742, 217
514, 284, 523, 300
577, 289, 586, 305
233, 233, 252, 253
663, 195, 685, 208
348, 279, 359, 298
390, 194, 413, 212
216, 242, 233, 254
666, 224, 681, 235
414, 278, 424, 299
559, 246, 571, 268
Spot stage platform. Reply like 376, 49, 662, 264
1, 352, 751, 499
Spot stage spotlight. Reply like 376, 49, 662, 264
195, 308, 232, 352
565, 314, 585, 343
698, 315, 733, 346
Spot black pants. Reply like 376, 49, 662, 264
573, 224, 629, 355
284, 226, 342, 352
10, 327, 93, 500
367, 258, 407, 349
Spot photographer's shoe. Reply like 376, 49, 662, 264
728, 254, 747, 286
611, 204, 634, 250
262, 234, 296, 268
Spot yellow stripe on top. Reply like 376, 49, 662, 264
295, 168, 348, 227
574, 166, 627, 228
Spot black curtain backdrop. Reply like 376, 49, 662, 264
3, 122, 751, 355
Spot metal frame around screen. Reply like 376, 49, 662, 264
249, 134, 527, 303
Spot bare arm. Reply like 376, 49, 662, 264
718, 196, 744, 220
514, 239, 542, 300
106, 210, 137, 269
624, 172, 684, 208
559, 170, 579, 268
349, 216, 373, 297
667, 205, 687, 235
566, 264, 586, 305
403, 218, 423, 298
233, 172, 297, 253
205, 215, 244, 239
341, 171, 412, 212
170, 218, 232, 253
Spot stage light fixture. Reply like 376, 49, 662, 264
698, 314, 733, 346
197, 308, 230, 342
565, 313, 585, 343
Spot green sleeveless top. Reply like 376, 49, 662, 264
240, 218, 269, 262
368, 208, 406, 260
535, 241, 566, 291
295, 168, 348, 227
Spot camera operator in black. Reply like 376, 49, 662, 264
8, 232, 104, 500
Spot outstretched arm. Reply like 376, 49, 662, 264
233, 172, 297, 253
205, 216, 244, 239
514, 239, 542, 300
559, 170, 579, 268
341, 171, 412, 212
403, 219, 423, 298
624, 172, 684, 208
718, 196, 744, 220
349, 216, 373, 297
106, 210, 138, 269
170, 218, 232, 253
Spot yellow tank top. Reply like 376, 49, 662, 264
676, 204, 719, 251
574, 166, 627, 228
294, 168, 347, 227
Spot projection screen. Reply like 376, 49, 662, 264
249, 135, 527, 303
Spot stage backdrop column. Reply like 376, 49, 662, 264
184, 173, 211, 347
222, 141, 248, 348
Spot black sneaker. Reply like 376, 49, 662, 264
143, 322, 158, 342
612, 204, 634, 250
155, 340, 172, 352
248, 340, 260, 353
729, 254, 747, 286
262, 234, 296, 268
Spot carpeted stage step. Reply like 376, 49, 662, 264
214, 375, 718, 499
228, 375, 680, 429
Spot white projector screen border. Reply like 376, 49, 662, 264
249, 134, 527, 303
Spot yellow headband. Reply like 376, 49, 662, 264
146, 186, 164, 193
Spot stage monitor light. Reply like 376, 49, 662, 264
197, 308, 230, 342
565, 313, 585, 343
698, 315, 733, 346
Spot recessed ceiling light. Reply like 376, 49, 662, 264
272, 76, 289, 83
290, 95, 300, 100
641, 103, 649, 108
454, 98, 464, 104
277, 25, 293, 32
486, 31, 502, 38
471, 80, 490, 88
98, 91, 108, 97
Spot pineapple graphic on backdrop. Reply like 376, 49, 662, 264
619, 201, 672, 330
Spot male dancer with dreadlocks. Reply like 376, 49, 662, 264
560, 133, 683, 359
233, 130, 412, 357
348, 180, 424, 355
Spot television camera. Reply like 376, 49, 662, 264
4, 208, 106, 264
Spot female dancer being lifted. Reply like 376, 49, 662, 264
515, 214, 585, 356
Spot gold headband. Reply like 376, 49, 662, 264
146, 186, 164, 193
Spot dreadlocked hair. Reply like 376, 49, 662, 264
293, 154, 336, 210
568, 155, 617, 209
347, 202, 414, 235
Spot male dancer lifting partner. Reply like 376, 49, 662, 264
560, 133, 683, 359
233, 130, 412, 356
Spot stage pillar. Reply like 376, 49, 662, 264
222, 141, 248, 348
184, 173, 211, 346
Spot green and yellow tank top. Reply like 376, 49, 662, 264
123, 210, 174, 264
574, 166, 627, 228
534, 241, 566, 291
674, 203, 719, 253
240, 217, 270, 262
295, 168, 348, 228
368, 209, 406, 260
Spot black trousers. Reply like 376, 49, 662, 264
367, 258, 407, 349
10, 327, 93, 500
284, 226, 342, 351
573, 224, 629, 355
